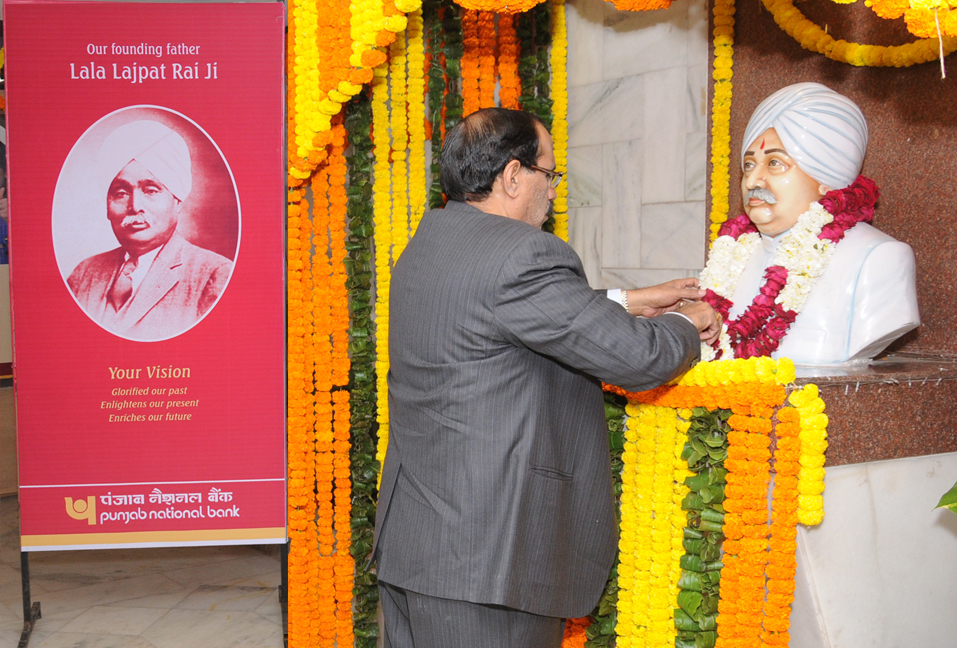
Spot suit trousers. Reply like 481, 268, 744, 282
379, 581, 566, 648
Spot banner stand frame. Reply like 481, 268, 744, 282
281, 540, 289, 647
18, 551, 41, 648
16, 542, 288, 646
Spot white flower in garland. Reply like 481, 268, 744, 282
700, 232, 761, 299
772, 203, 835, 313
698, 201, 838, 360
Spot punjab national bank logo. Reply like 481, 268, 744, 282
65, 496, 97, 525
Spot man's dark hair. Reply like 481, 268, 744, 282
439, 108, 545, 203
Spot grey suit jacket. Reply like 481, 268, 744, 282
374, 201, 700, 618
67, 233, 232, 341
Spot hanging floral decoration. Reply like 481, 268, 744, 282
709, 0, 735, 241
603, 357, 829, 646
761, 0, 957, 67
615, 403, 691, 647
285, 0, 852, 644
452, 0, 548, 15
560, 617, 591, 647
498, 15, 522, 109
609, 0, 673, 11
550, 0, 570, 242
789, 384, 829, 526
763, 400, 801, 646
344, 89, 380, 648
478, 12, 497, 109
288, 0, 420, 183
287, 117, 355, 648
861, 0, 957, 40
408, 9, 429, 236
461, 10, 481, 116
371, 65, 393, 488
389, 29, 411, 262
700, 176, 880, 361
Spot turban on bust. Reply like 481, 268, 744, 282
98, 120, 192, 201
741, 82, 868, 191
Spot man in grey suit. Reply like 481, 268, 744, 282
374, 108, 719, 647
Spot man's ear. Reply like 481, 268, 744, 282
500, 159, 523, 199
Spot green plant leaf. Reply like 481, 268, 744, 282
677, 590, 703, 616
674, 609, 701, 632
936, 479, 957, 514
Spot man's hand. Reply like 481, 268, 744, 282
625, 278, 705, 318
675, 301, 721, 345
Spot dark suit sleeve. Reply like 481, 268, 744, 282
493, 231, 700, 392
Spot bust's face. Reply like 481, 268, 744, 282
741, 128, 827, 237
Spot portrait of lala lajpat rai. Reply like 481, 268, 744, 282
54, 108, 240, 342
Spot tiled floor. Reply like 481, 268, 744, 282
0, 495, 285, 648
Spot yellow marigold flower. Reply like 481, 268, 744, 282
798, 509, 825, 525
798, 494, 824, 510
797, 480, 825, 495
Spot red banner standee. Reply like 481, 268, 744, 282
5, 1, 287, 550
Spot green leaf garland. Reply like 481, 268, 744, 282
676, 408, 731, 648
345, 89, 380, 648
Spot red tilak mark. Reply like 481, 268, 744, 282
760, 139, 766, 150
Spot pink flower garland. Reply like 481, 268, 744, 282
704, 176, 880, 359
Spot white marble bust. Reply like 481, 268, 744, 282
717, 83, 919, 365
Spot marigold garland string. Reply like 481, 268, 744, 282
497, 14, 522, 109
616, 403, 691, 647
716, 411, 771, 648
454, 0, 547, 13
328, 125, 356, 645
560, 617, 590, 648
763, 404, 801, 646
790, 384, 828, 525
390, 32, 411, 262
287, 181, 315, 646
311, 163, 337, 648
477, 12, 497, 109
461, 10, 481, 116
709, 0, 735, 240
372, 65, 394, 486
607, 0, 672, 10
550, 0, 570, 242
408, 9, 429, 236
762, 0, 957, 67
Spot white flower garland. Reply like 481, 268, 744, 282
699, 202, 837, 360
699, 232, 761, 300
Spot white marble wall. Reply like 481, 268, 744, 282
565, 0, 708, 289
789, 452, 957, 648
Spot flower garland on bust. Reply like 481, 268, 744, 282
700, 176, 880, 361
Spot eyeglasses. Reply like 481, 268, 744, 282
527, 164, 564, 188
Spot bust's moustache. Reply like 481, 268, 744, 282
746, 187, 777, 204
